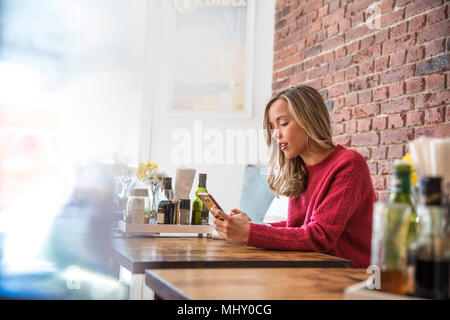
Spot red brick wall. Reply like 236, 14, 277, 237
272, 0, 450, 200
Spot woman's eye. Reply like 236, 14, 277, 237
281, 122, 289, 127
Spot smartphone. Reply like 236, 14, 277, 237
198, 193, 226, 220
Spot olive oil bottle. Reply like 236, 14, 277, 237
191, 173, 209, 225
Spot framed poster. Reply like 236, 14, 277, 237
167, 0, 255, 118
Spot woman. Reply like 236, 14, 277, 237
212, 86, 376, 268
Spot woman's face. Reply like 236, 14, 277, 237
268, 98, 308, 159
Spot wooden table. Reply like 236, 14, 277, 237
145, 268, 368, 300
112, 237, 352, 274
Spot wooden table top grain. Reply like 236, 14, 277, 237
112, 237, 352, 274
145, 268, 368, 300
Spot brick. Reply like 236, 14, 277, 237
405, 0, 442, 18
388, 113, 406, 129
406, 111, 424, 127
388, 145, 404, 159
406, 46, 425, 63
389, 82, 405, 97
375, 29, 389, 44
334, 70, 345, 83
355, 47, 375, 63
425, 39, 446, 58
347, 41, 360, 55
390, 21, 408, 39
358, 118, 372, 132
335, 46, 346, 59
346, 66, 358, 80
407, 14, 426, 32
382, 34, 415, 55
359, 61, 374, 76
356, 147, 371, 160
373, 117, 387, 131
378, 191, 390, 201
416, 53, 450, 75
329, 0, 340, 12
379, 0, 395, 13
375, 56, 390, 72
326, 100, 334, 112
424, 107, 445, 124
373, 146, 387, 160
323, 34, 345, 51
415, 123, 450, 138
374, 87, 388, 101
346, 121, 357, 134
334, 97, 345, 110
417, 20, 450, 44
346, 24, 370, 43
323, 7, 345, 26
426, 74, 445, 90
332, 109, 352, 123
333, 123, 345, 135
361, 36, 375, 49
303, 44, 322, 59
368, 161, 378, 175
351, 131, 379, 146
381, 97, 412, 114
358, 90, 373, 104
329, 56, 353, 72
381, 8, 405, 27
334, 135, 351, 146
354, 104, 379, 118
406, 78, 425, 93
380, 64, 414, 84
390, 51, 406, 67
427, 5, 446, 25
352, 75, 379, 91
327, 23, 339, 37
318, 5, 328, 18
339, 19, 351, 33
415, 91, 450, 109
329, 83, 349, 98
346, 93, 358, 107
372, 176, 386, 190
380, 128, 414, 144
379, 160, 393, 175
323, 74, 334, 87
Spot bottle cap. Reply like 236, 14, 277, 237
179, 199, 190, 209
163, 177, 172, 189
393, 160, 411, 174
199, 173, 207, 181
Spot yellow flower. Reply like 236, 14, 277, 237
136, 160, 159, 181
402, 153, 417, 185
136, 162, 146, 180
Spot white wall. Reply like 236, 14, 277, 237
142, 0, 275, 213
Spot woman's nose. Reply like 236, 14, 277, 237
272, 128, 280, 140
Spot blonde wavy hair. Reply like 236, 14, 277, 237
263, 86, 335, 198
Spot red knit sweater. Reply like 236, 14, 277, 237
245, 145, 376, 268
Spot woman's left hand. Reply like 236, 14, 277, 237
211, 208, 250, 243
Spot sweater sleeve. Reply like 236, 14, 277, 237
245, 159, 366, 252
269, 221, 287, 227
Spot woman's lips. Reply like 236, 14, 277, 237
280, 143, 288, 151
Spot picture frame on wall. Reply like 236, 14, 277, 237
163, 0, 256, 119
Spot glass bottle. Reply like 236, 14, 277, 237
157, 177, 175, 224
179, 199, 191, 225
388, 160, 418, 294
412, 176, 449, 299
125, 188, 150, 224
389, 161, 418, 243
191, 173, 209, 225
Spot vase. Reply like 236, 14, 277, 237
147, 183, 160, 224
